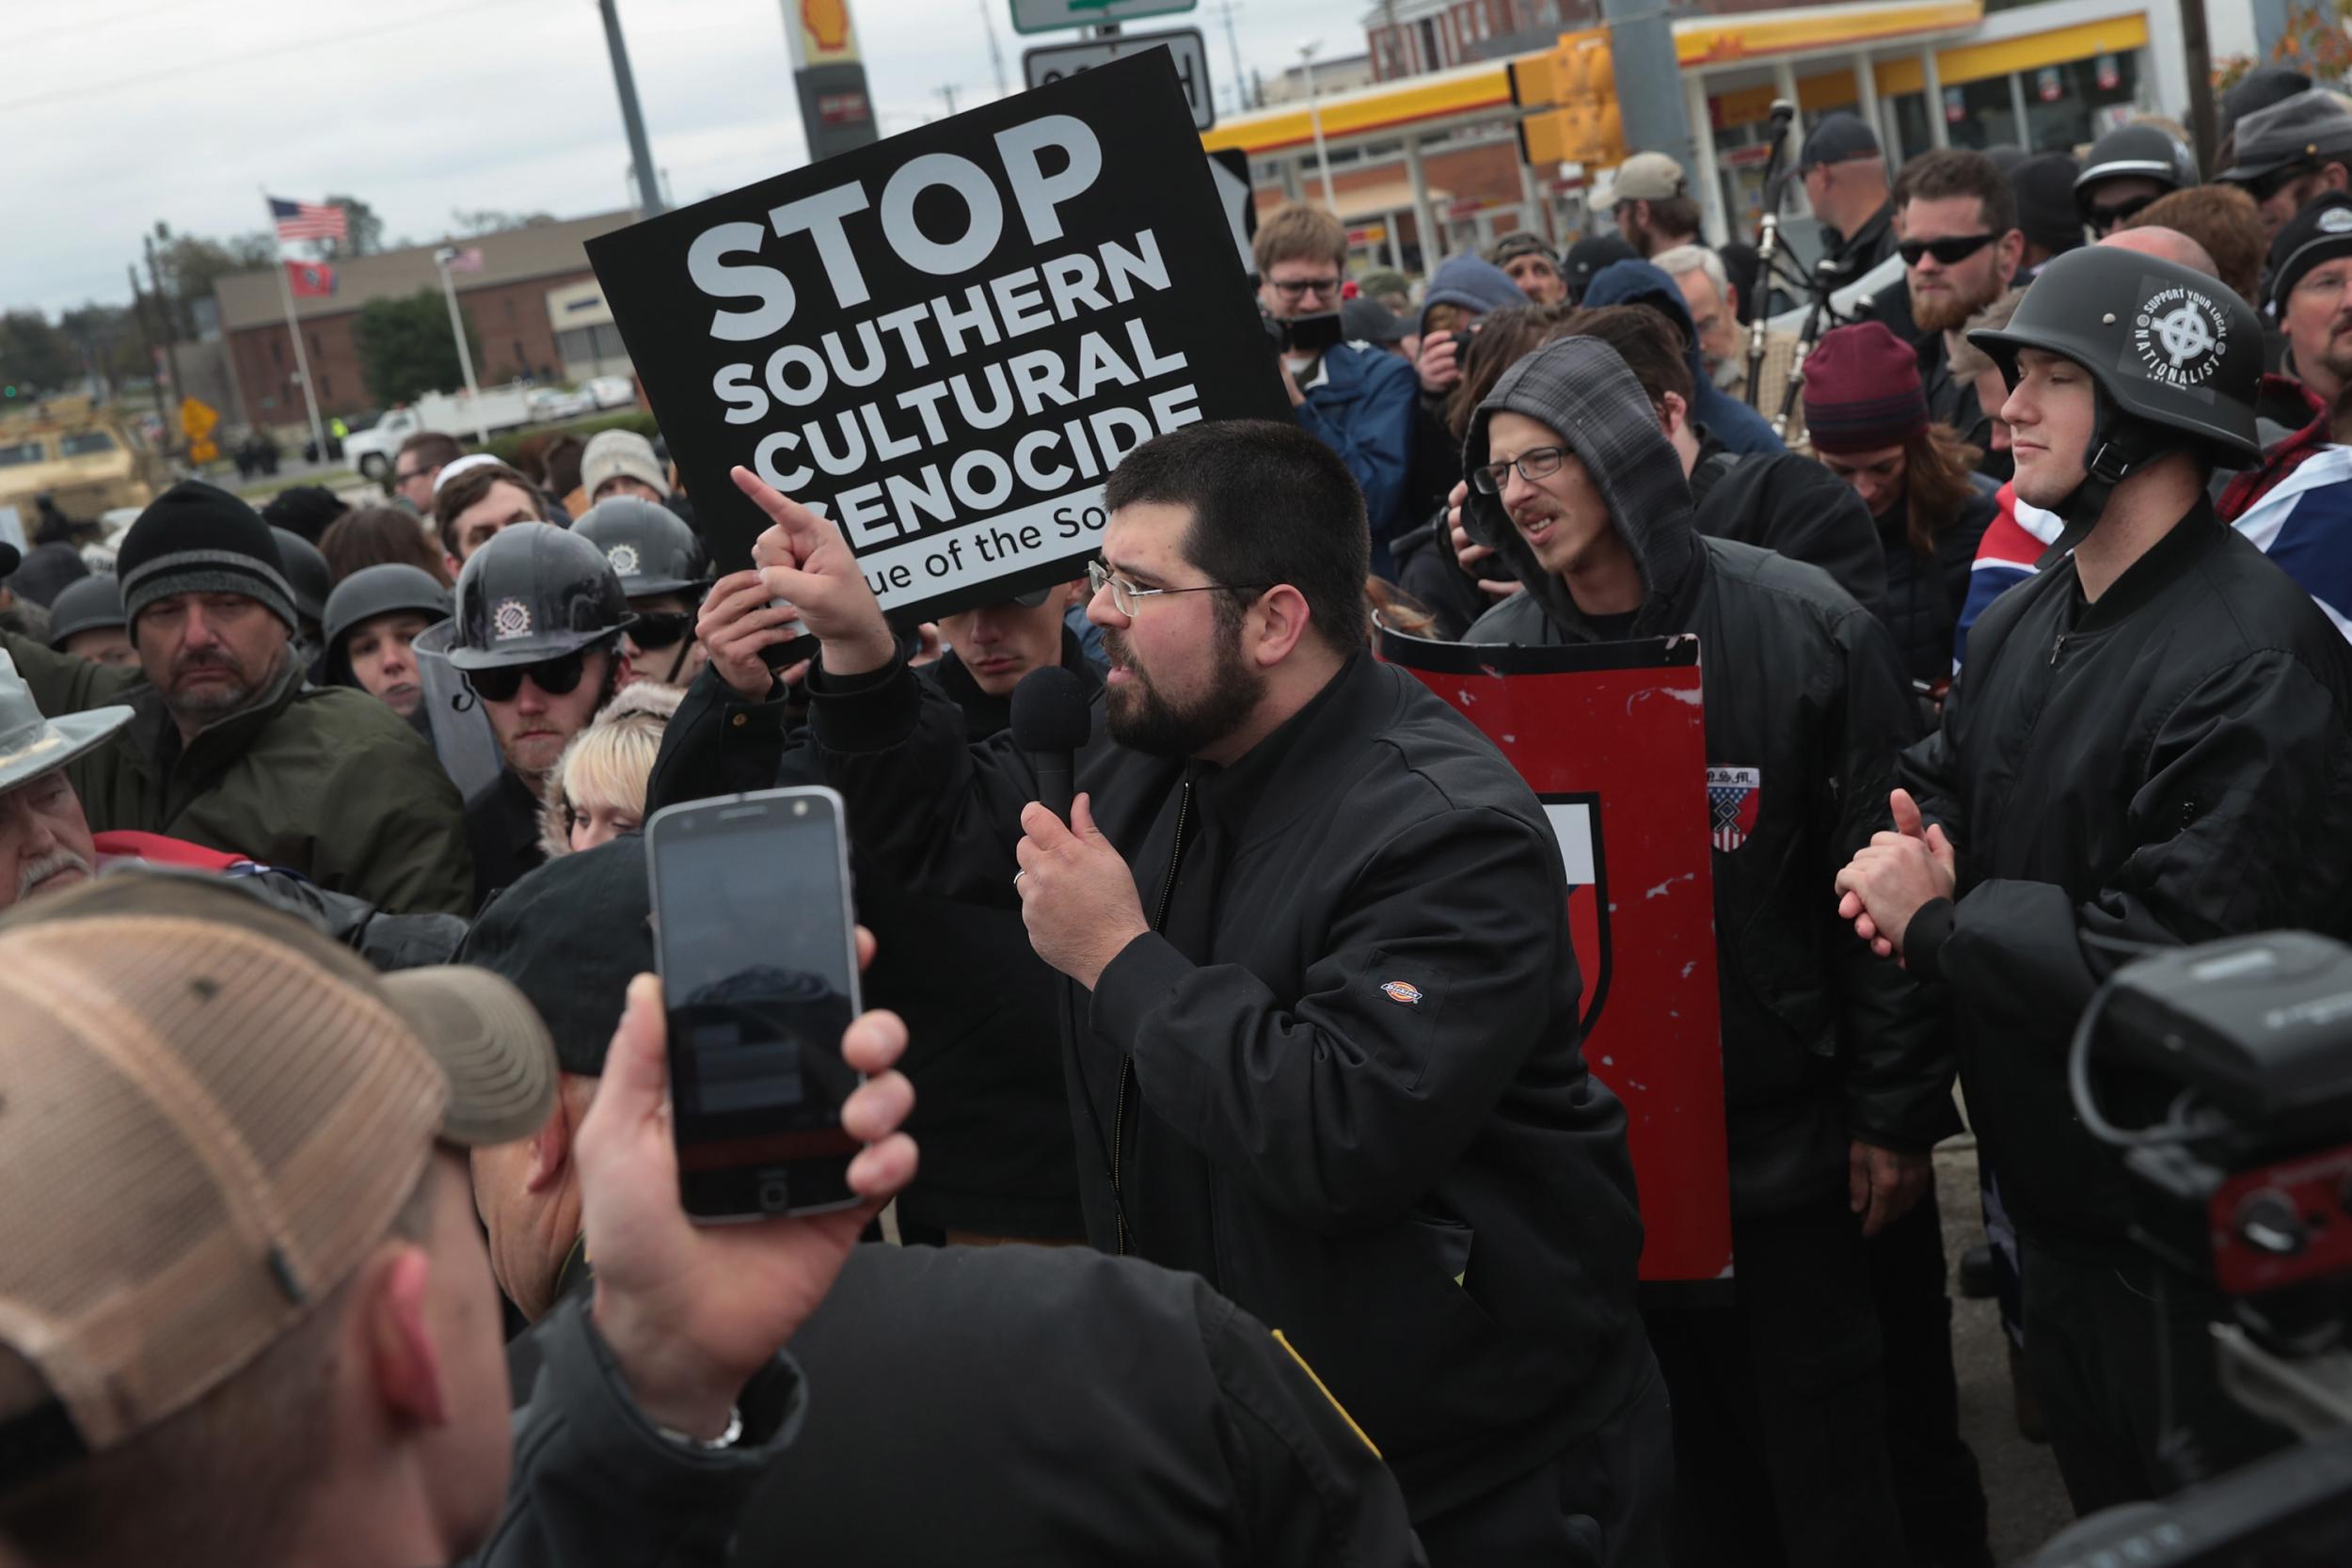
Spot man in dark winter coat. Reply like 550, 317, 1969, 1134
741, 421, 1664, 1565
1581, 259, 1785, 453
1461, 332, 1960, 1568
0, 483, 473, 915
647, 575, 1093, 1244
1837, 245, 2352, 1515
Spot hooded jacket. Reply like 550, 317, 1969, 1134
0, 627, 473, 915
1581, 259, 1786, 455
1416, 253, 1526, 334
1875, 471, 2001, 687
1899, 499, 2352, 1261
1461, 337, 1959, 1213
803, 642, 1649, 1523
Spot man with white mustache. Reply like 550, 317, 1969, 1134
0, 649, 119, 909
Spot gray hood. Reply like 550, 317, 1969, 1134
1460, 335, 1702, 641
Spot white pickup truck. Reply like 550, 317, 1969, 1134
343, 385, 538, 479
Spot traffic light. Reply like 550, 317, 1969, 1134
3, 386, 16, 400
1510, 31, 1625, 169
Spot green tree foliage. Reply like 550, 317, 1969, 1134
0, 310, 76, 394
319, 195, 386, 259
150, 223, 278, 340
354, 289, 482, 405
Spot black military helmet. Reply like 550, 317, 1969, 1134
270, 527, 333, 626
323, 563, 453, 676
1969, 245, 2263, 484
2073, 123, 2197, 218
571, 497, 709, 598
45, 573, 125, 649
447, 522, 633, 672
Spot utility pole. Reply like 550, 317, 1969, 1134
125, 264, 171, 450
598, 0, 665, 216
1598, 0, 1693, 175
1300, 41, 1337, 212
2179, 0, 2218, 177
979, 0, 1009, 97
141, 230, 189, 439
433, 248, 489, 446
1209, 2, 1249, 106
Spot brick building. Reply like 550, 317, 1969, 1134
213, 212, 635, 433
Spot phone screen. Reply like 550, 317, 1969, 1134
648, 788, 861, 1218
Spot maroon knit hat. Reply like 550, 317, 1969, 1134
1803, 323, 1930, 454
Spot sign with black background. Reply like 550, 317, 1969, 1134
588, 52, 1287, 625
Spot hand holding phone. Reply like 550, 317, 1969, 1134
647, 785, 867, 1221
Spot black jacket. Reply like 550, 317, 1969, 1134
806, 648, 1648, 1521
1689, 441, 1887, 617
1876, 472, 2000, 687
1899, 501, 2352, 1260
508, 1242, 1425, 1566
466, 768, 547, 904
646, 639, 1090, 1239
474, 1296, 801, 1568
1389, 511, 1490, 641
1463, 337, 1961, 1216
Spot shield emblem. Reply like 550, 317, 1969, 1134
1708, 767, 1760, 852
1541, 792, 1611, 1037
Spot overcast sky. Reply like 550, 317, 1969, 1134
0, 0, 1375, 319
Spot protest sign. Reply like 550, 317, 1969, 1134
588, 51, 1288, 625
1380, 628, 1734, 1291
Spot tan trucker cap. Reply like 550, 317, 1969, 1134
0, 872, 555, 1484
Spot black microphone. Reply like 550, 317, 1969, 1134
1768, 98, 1796, 124
1010, 665, 1092, 824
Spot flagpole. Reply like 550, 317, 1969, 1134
263, 188, 329, 466
433, 248, 488, 447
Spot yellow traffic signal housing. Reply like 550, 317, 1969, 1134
1513, 30, 1624, 167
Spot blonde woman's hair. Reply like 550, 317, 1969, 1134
537, 682, 682, 860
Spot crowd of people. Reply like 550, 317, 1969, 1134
4, 59, 2352, 1568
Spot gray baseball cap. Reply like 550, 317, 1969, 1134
1611, 151, 1686, 202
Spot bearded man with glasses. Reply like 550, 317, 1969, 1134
447, 524, 633, 896
740, 419, 1664, 1565
1894, 150, 2026, 467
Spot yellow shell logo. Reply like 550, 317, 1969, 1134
802, 0, 850, 52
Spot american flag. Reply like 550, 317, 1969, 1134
268, 197, 348, 243
443, 246, 485, 273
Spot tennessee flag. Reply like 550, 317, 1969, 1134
287, 260, 336, 298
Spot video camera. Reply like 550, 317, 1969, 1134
2030, 931, 2352, 1566
1259, 309, 1344, 358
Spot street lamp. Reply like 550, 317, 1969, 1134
1299, 39, 1338, 214
433, 246, 489, 446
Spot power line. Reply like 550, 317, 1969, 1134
0, 0, 559, 119
10, 0, 215, 55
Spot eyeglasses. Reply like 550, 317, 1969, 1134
1269, 276, 1341, 299
395, 468, 432, 484
628, 611, 694, 651
1470, 444, 1572, 494
1897, 232, 1996, 267
2084, 194, 2160, 233
1086, 559, 1266, 617
467, 650, 588, 703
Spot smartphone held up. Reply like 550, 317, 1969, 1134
645, 785, 865, 1222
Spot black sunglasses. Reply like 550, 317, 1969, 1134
628, 611, 694, 651
1898, 232, 1996, 266
2085, 194, 2159, 233
467, 650, 588, 703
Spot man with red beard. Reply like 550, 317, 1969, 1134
739, 422, 1664, 1565
1896, 151, 2024, 463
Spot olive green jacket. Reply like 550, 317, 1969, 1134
4, 631, 474, 916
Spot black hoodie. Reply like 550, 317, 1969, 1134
1463, 337, 1960, 1212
